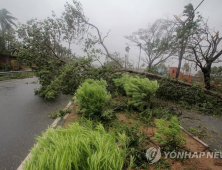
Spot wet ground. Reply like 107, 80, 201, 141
0, 77, 72, 170
179, 110, 222, 152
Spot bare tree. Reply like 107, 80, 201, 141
125, 19, 175, 70
185, 20, 222, 89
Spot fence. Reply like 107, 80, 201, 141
0, 71, 34, 77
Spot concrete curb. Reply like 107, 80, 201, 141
17, 98, 74, 170
180, 126, 222, 159
179, 125, 209, 148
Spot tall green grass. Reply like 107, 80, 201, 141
75, 79, 111, 118
23, 120, 126, 170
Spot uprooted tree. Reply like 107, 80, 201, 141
17, 0, 124, 99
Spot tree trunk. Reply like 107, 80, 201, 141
202, 64, 212, 89
1, 24, 5, 50
176, 47, 184, 78
148, 62, 152, 70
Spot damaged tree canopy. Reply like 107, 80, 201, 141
16, 0, 222, 101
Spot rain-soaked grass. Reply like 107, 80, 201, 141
23, 119, 127, 170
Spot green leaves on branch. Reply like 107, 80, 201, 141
154, 116, 187, 150
156, 79, 222, 115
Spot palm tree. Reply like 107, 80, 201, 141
0, 8, 17, 49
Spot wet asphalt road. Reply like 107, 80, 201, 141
0, 77, 72, 170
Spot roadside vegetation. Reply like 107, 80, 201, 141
0, 72, 35, 81
1, 0, 222, 169
23, 74, 222, 169
23, 120, 127, 170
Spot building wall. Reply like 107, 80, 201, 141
169, 67, 177, 77
169, 67, 192, 83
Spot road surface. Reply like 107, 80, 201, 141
0, 77, 72, 170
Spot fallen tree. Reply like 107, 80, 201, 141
117, 68, 222, 99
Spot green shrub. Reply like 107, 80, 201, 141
101, 109, 116, 120
109, 121, 148, 169
75, 79, 111, 119
48, 108, 72, 119
1, 63, 12, 71
154, 158, 171, 170
154, 116, 186, 151
113, 74, 130, 95
114, 75, 159, 111
23, 120, 127, 170
124, 76, 159, 111
109, 96, 128, 112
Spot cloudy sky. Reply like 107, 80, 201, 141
1, 0, 222, 71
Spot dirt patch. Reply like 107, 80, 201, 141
117, 113, 137, 125
62, 107, 222, 169
62, 105, 81, 128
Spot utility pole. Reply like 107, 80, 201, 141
125, 46, 130, 68
138, 43, 142, 70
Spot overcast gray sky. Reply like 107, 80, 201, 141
1, 0, 222, 71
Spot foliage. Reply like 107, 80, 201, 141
23, 120, 127, 170
113, 74, 130, 95
154, 117, 187, 150
101, 109, 116, 120
17, 11, 122, 100
211, 66, 222, 84
48, 108, 71, 119
140, 107, 177, 124
195, 70, 204, 77
0, 63, 12, 71
0, 8, 17, 51
182, 63, 190, 75
125, 19, 175, 69
174, 3, 202, 78
31, 58, 95, 99
109, 96, 129, 112
16, 0, 123, 100
0, 72, 34, 81
156, 78, 222, 115
114, 74, 159, 111
107, 120, 148, 169
154, 158, 171, 170
146, 63, 169, 77
185, 17, 222, 89
75, 79, 111, 119
126, 76, 159, 111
